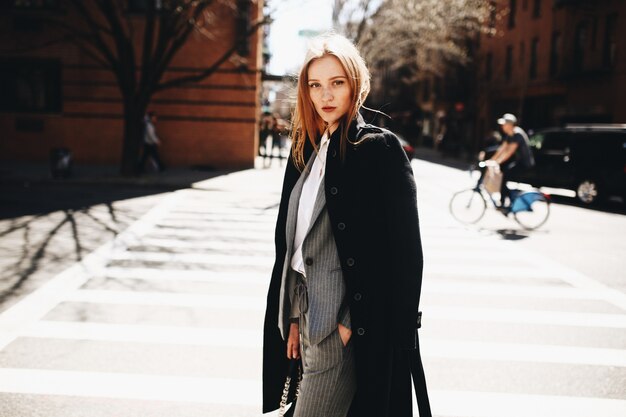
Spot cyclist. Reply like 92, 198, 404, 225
489, 113, 535, 210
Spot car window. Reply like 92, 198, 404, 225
541, 132, 569, 152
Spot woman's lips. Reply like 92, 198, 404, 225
322, 106, 336, 112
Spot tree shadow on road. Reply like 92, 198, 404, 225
0, 183, 175, 310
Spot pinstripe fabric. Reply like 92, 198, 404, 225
278, 151, 350, 345
279, 149, 356, 416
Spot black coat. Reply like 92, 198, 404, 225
262, 115, 431, 417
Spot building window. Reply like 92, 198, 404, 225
550, 32, 561, 77
603, 13, 617, 68
529, 37, 539, 79
508, 0, 517, 29
519, 41, 525, 65
505, 45, 513, 80
573, 21, 588, 72
486, 52, 493, 80
236, 0, 251, 57
0, 60, 62, 113
532, 0, 541, 18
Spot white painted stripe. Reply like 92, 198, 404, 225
158, 220, 274, 231
424, 249, 520, 262
105, 268, 602, 301
22, 321, 263, 348
421, 339, 626, 367
427, 389, 626, 417
65, 290, 626, 329
65, 289, 266, 311
0, 368, 260, 406
105, 267, 270, 284
163, 213, 276, 222
167, 209, 276, 218
130, 236, 274, 252
110, 251, 274, 267
425, 305, 626, 329
20, 321, 626, 367
424, 263, 563, 280
129, 237, 275, 252
0, 369, 625, 417
149, 227, 272, 241
423, 281, 607, 300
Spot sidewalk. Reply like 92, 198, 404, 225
0, 160, 235, 190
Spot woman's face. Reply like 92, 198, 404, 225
307, 55, 352, 131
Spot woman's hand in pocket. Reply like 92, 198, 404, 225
338, 323, 352, 347
287, 322, 300, 359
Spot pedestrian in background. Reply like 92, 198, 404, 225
262, 33, 431, 417
489, 113, 535, 208
137, 111, 165, 173
259, 111, 273, 164
268, 113, 287, 166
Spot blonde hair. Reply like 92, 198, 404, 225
290, 33, 371, 171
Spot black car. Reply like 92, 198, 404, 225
518, 125, 626, 204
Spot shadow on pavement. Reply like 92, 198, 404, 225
0, 163, 236, 310
547, 194, 626, 216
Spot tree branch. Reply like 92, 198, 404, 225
66, 0, 119, 71
155, 16, 268, 91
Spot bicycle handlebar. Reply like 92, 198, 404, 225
478, 160, 500, 168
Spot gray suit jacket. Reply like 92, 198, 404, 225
278, 151, 351, 345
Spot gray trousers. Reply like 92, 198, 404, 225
292, 270, 357, 417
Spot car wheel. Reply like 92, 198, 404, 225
576, 179, 600, 204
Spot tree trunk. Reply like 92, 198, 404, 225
120, 102, 146, 176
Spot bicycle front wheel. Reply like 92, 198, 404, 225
449, 188, 487, 224
512, 191, 550, 230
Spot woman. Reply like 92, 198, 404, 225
262, 34, 431, 417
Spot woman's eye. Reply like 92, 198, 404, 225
308, 83, 320, 88
333, 80, 345, 86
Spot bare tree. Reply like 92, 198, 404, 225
334, 0, 492, 80
2, 0, 269, 176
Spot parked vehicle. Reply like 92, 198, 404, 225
517, 125, 626, 204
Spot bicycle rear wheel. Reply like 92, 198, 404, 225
449, 189, 487, 224
512, 191, 550, 230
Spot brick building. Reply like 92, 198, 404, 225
0, 0, 264, 170
476, 0, 625, 142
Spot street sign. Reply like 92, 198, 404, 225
298, 29, 324, 37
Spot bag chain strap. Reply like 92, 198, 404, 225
278, 363, 302, 417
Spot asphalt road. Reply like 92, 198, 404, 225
0, 157, 624, 416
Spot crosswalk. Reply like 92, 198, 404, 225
0, 160, 625, 416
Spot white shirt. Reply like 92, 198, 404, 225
290, 132, 330, 276
144, 120, 160, 145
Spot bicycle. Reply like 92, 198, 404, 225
449, 161, 551, 230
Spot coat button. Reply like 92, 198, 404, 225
357, 327, 365, 336
330, 186, 338, 195
332, 149, 337, 158
346, 257, 355, 267
353, 293, 362, 301
305, 257, 313, 266
338, 222, 346, 230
